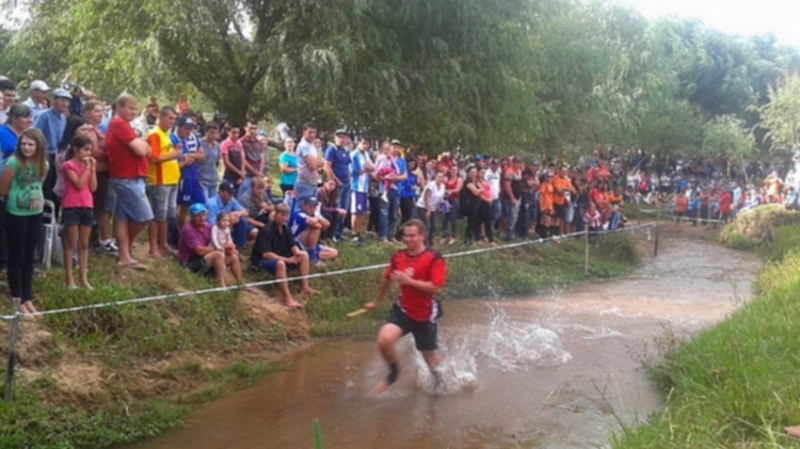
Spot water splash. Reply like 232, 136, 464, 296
407, 286, 573, 396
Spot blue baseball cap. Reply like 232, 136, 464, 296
189, 203, 207, 215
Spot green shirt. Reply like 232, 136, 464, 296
5, 156, 47, 216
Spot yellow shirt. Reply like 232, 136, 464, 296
146, 126, 180, 186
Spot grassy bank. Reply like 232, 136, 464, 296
0, 229, 641, 448
613, 215, 800, 448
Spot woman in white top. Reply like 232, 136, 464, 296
415, 170, 446, 247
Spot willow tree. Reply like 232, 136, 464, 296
11, 0, 535, 149
703, 114, 755, 182
758, 75, 800, 157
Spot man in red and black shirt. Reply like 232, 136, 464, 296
365, 218, 447, 395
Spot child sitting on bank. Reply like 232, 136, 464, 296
212, 212, 238, 259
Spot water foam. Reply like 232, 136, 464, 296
409, 287, 573, 396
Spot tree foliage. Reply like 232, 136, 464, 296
2, 0, 800, 156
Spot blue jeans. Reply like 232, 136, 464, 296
240, 175, 254, 195
378, 189, 400, 240
294, 182, 317, 203
202, 184, 218, 202
501, 197, 520, 241
232, 216, 249, 248
335, 183, 352, 238
491, 199, 501, 229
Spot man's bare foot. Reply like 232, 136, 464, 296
159, 246, 177, 256
284, 298, 304, 309
301, 287, 320, 296
373, 379, 391, 396
242, 286, 260, 295
147, 251, 163, 260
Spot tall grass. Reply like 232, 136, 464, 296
613, 224, 800, 448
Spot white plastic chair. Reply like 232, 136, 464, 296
41, 200, 57, 270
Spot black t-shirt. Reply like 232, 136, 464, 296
251, 221, 296, 265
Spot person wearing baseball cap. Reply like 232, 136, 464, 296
33, 85, 72, 219
204, 180, 250, 249
174, 114, 207, 242
289, 194, 338, 265
177, 202, 253, 292
25, 80, 50, 120
325, 128, 352, 242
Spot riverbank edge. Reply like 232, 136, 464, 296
0, 233, 641, 449
611, 221, 800, 448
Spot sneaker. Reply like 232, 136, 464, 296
352, 234, 361, 243
101, 239, 119, 254
332, 236, 340, 243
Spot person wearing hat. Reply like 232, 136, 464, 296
33, 87, 72, 216
324, 129, 352, 241
251, 203, 317, 309
174, 114, 206, 237
24, 80, 50, 120
178, 203, 253, 291
144, 106, 181, 259
289, 195, 339, 265
204, 180, 249, 249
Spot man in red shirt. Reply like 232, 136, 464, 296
716, 189, 733, 229
365, 218, 447, 395
106, 93, 152, 271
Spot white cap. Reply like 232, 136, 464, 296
52, 88, 72, 99
30, 80, 50, 91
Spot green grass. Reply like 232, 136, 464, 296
612, 217, 800, 449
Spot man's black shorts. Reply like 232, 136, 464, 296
183, 255, 214, 277
385, 303, 438, 352
554, 203, 568, 221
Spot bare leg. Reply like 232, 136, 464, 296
147, 221, 161, 258
204, 251, 226, 287
78, 225, 92, 287
64, 225, 78, 287
127, 222, 147, 253
114, 215, 133, 264
98, 211, 112, 241
177, 205, 188, 232
274, 260, 302, 308
157, 220, 172, 254
374, 323, 404, 395
297, 251, 319, 295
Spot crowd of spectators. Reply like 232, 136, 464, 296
0, 75, 797, 314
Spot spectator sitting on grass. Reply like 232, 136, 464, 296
178, 203, 255, 292
205, 180, 249, 248
251, 203, 318, 309
290, 196, 339, 266
236, 175, 275, 242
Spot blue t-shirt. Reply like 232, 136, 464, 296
32, 108, 66, 155
205, 195, 244, 225
688, 198, 699, 212
397, 159, 416, 198
176, 132, 201, 181
289, 210, 311, 238
325, 145, 351, 185
0, 125, 18, 160
98, 116, 111, 134
198, 139, 220, 188
278, 151, 298, 186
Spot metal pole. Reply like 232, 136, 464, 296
638, 208, 642, 225
4, 298, 20, 401
654, 221, 659, 257
584, 228, 590, 276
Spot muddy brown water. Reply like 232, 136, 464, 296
124, 236, 759, 449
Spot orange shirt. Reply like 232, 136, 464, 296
539, 181, 555, 213
552, 175, 573, 205
675, 195, 688, 212
607, 193, 623, 205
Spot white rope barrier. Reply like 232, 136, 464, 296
0, 223, 657, 321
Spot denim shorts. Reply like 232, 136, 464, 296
62, 207, 96, 227
110, 177, 154, 223
146, 184, 178, 221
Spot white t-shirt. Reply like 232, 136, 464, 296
350, 149, 373, 193
416, 181, 446, 211
211, 225, 232, 250
484, 167, 501, 200
296, 138, 320, 186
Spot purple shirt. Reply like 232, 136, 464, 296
178, 221, 212, 263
